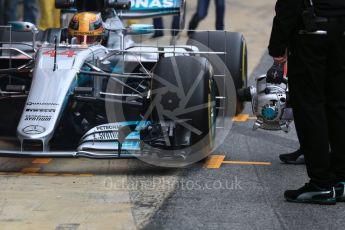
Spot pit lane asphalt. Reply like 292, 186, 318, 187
1, 1, 344, 229
141, 52, 345, 230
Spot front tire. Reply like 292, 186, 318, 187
150, 56, 216, 160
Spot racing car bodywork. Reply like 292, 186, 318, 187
0, 0, 247, 165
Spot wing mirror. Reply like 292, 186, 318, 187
7, 21, 39, 50
8, 21, 39, 33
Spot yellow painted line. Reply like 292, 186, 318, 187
204, 155, 226, 169
32, 158, 52, 164
223, 161, 272, 166
248, 116, 257, 120
232, 114, 250, 122
204, 154, 272, 169
21, 167, 41, 173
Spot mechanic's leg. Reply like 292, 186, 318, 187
188, 0, 210, 34
4, 0, 18, 24
288, 33, 335, 187
23, 0, 38, 24
214, 0, 225, 30
326, 20, 345, 184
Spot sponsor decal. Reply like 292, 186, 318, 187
83, 122, 151, 138
86, 131, 140, 141
26, 108, 56, 113
130, 0, 177, 9
26, 102, 58, 106
96, 125, 122, 131
42, 50, 77, 58
22, 125, 46, 135
24, 115, 52, 121
97, 131, 119, 140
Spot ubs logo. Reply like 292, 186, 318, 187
22, 125, 46, 135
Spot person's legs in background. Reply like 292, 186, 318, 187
52, 4, 61, 28
38, 0, 60, 30
152, 17, 164, 38
214, 0, 225, 30
152, 16, 180, 38
0, 0, 4, 41
188, 0, 210, 37
4, 0, 19, 24
169, 15, 181, 44
0, 0, 5, 25
23, 0, 38, 24
171, 15, 180, 36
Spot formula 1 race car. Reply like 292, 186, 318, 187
0, 0, 247, 166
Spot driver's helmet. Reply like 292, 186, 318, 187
68, 12, 104, 45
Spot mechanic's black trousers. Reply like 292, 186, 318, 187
288, 18, 345, 187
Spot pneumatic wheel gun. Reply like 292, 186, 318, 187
237, 71, 293, 133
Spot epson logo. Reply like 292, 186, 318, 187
24, 115, 52, 121
131, 0, 175, 8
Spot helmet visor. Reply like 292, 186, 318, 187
75, 35, 102, 44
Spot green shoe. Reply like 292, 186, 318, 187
284, 183, 336, 205
335, 182, 345, 202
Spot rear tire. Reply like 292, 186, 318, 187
187, 31, 248, 114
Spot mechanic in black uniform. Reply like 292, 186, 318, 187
267, 0, 345, 204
